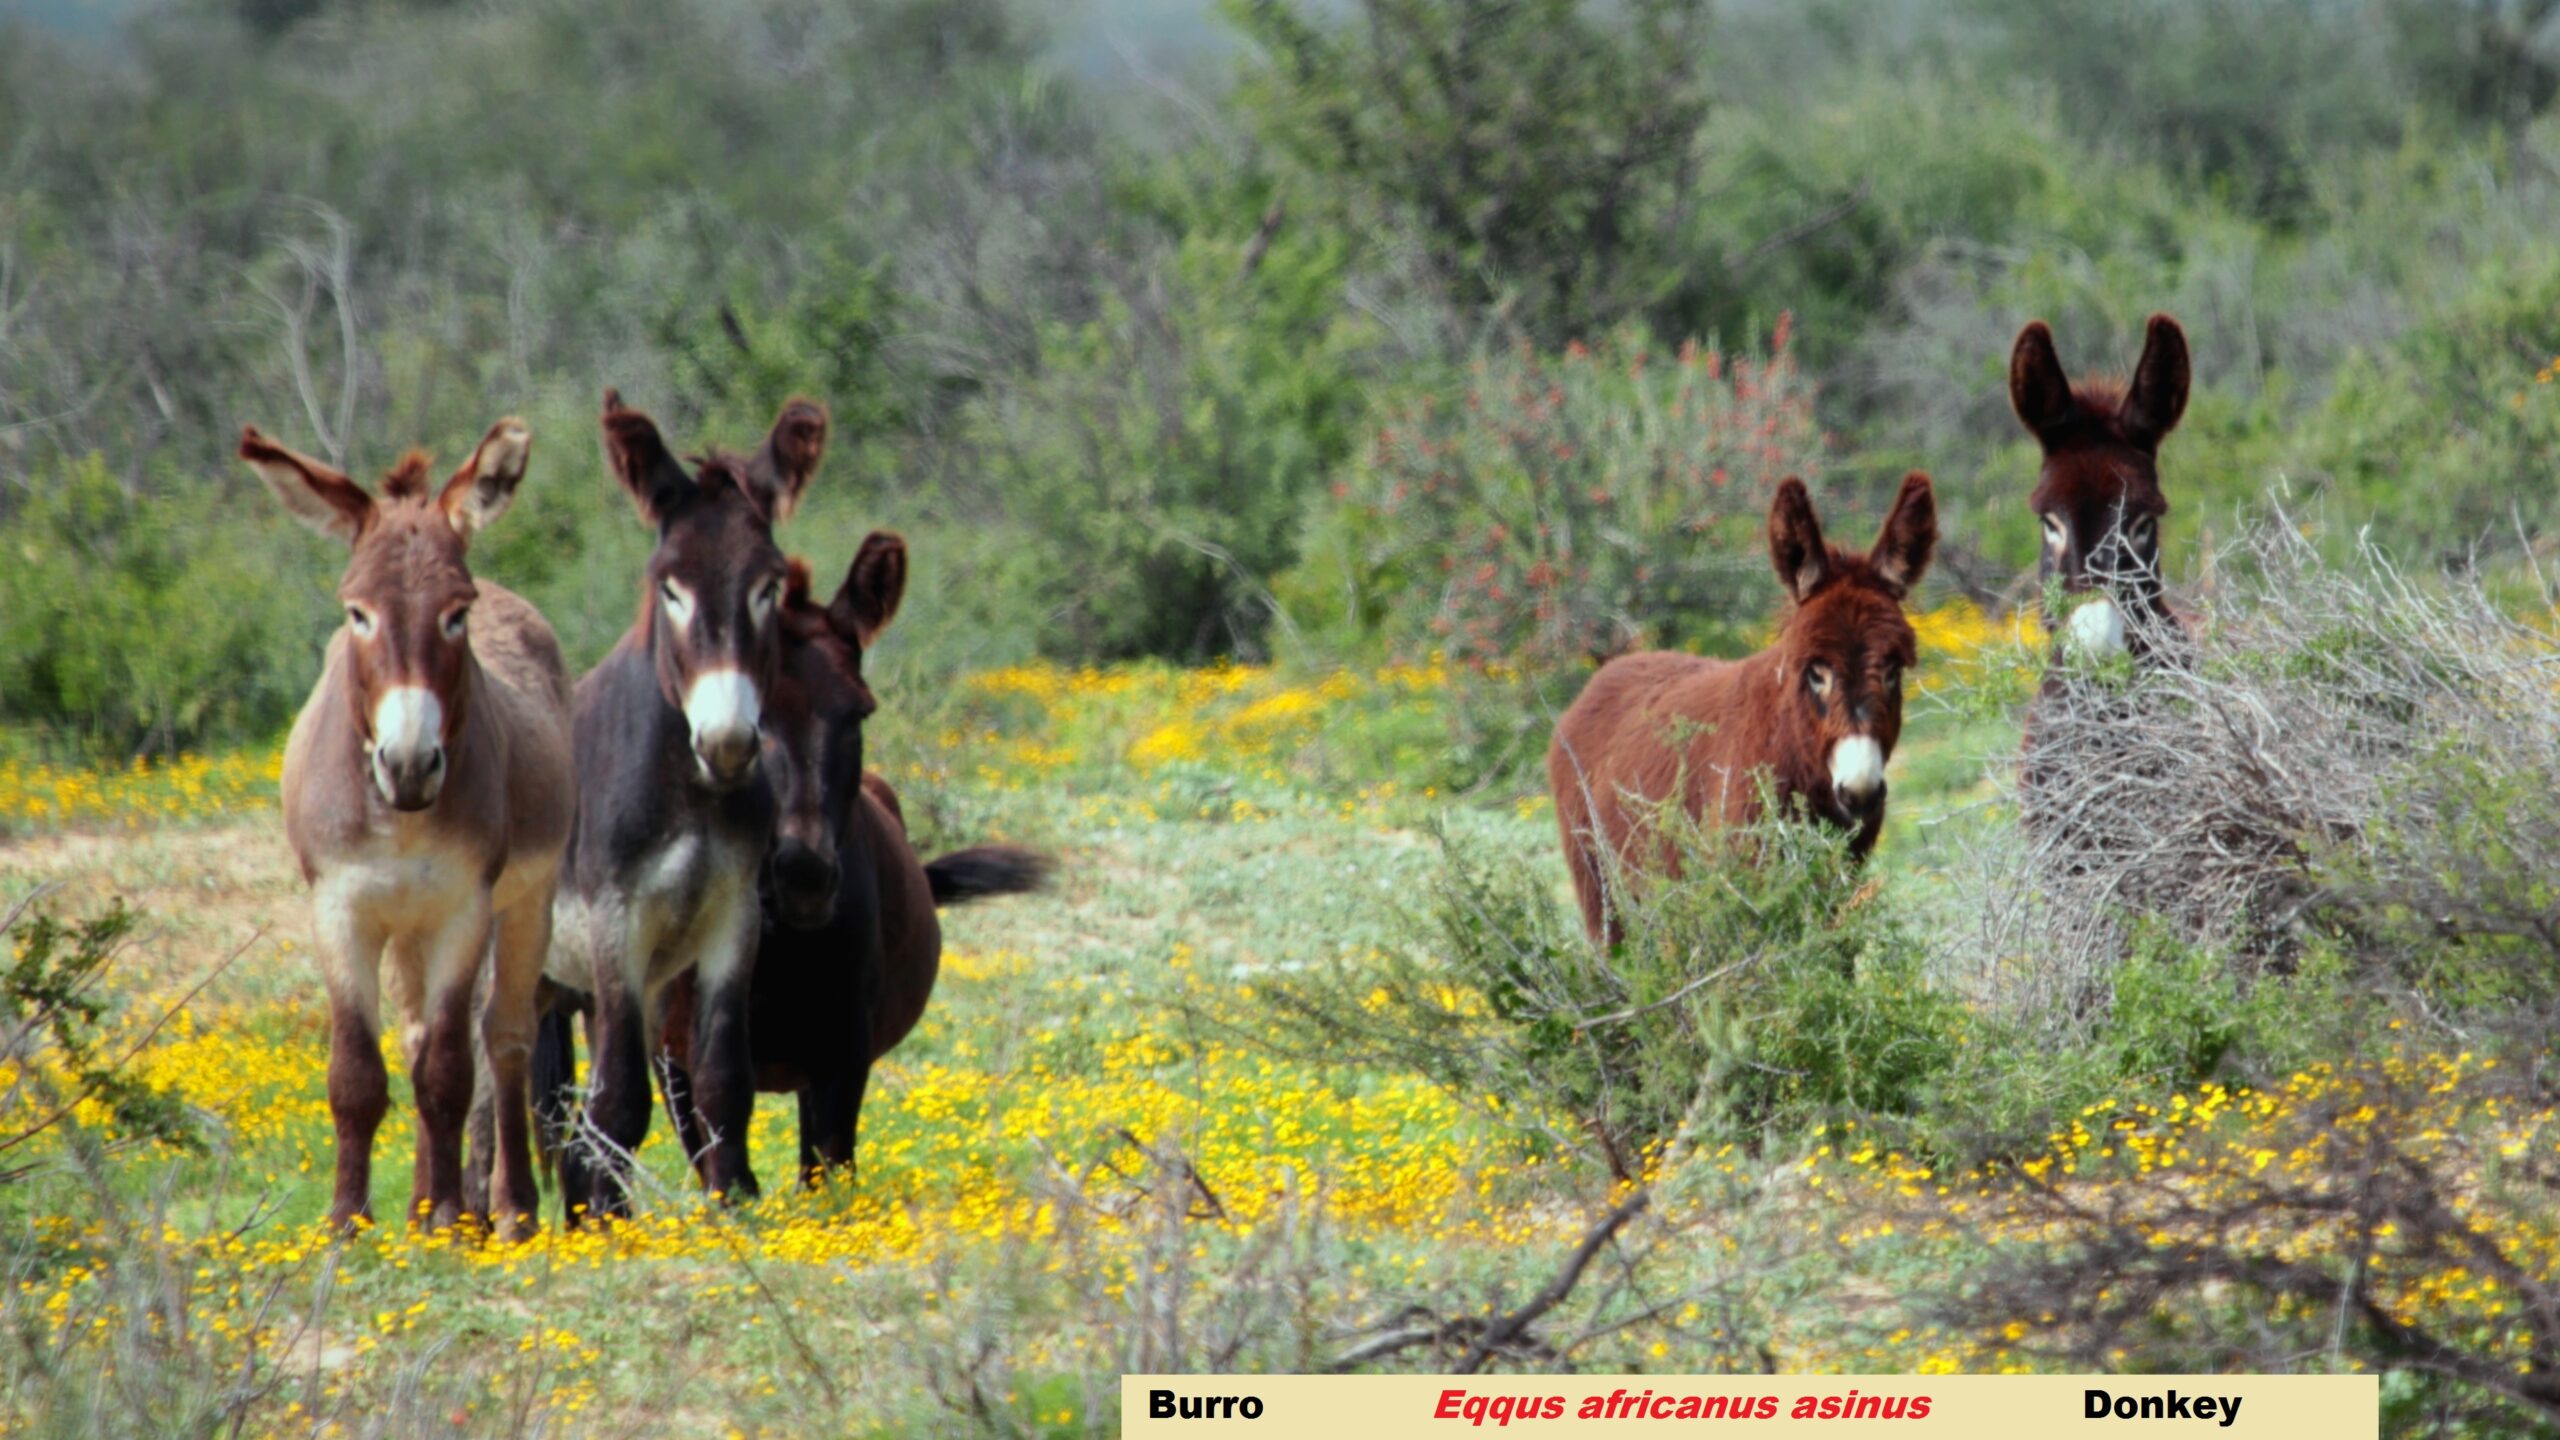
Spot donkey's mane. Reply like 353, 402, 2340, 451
2070, 375, 2130, 418
380, 450, 434, 500
686, 451, 771, 516
780, 556, 864, 687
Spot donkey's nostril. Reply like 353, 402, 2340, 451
694, 731, 759, 786
771, 841, 838, 927
373, 745, 447, 811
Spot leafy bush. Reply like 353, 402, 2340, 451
1229, 0, 1716, 348
1, 898, 199, 1170
1276, 797, 1961, 1178
1297, 323, 1823, 781
957, 177, 1373, 659
0, 456, 321, 756
2298, 252, 2560, 556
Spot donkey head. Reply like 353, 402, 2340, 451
242, 419, 532, 811
600, 390, 829, 791
1766, 473, 1937, 832
2009, 313, 2188, 659
761, 533, 906, 930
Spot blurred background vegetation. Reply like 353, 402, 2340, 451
2, 0, 2557, 761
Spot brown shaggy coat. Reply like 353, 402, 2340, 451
1548, 475, 1936, 943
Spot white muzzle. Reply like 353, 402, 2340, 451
2065, 595, 2128, 659
1830, 735, 1885, 806
684, 668, 762, 783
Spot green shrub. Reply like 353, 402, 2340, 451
1919, 921, 2351, 1157
1277, 795, 1962, 1176
0, 455, 321, 756
956, 175, 1373, 660
1229, 0, 1716, 348
1, 899, 199, 1166
1296, 324, 1824, 782
2297, 252, 2560, 555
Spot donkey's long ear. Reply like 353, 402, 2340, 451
2008, 321, 2074, 441
1767, 479, 1833, 603
440, 418, 532, 541
828, 531, 907, 648
239, 426, 371, 545
2120, 313, 2189, 449
599, 389, 693, 525
745, 398, 829, 523
1867, 471, 1937, 598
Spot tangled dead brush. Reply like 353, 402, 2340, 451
1932, 505, 2560, 1024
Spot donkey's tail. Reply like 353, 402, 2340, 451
530, 981, 582, 1184
924, 845, 1054, 907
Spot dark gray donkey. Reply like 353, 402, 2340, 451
541, 389, 834, 1222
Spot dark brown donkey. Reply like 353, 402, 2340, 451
2008, 314, 2189, 665
1548, 475, 1937, 943
543, 391, 832, 1221
2009, 315, 2191, 821
653, 540, 1051, 1184
246, 419, 572, 1239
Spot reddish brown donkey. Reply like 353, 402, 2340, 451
1548, 475, 1937, 943
244, 420, 572, 1240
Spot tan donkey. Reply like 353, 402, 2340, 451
241, 419, 573, 1239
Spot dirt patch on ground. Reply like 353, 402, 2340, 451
0, 820, 304, 999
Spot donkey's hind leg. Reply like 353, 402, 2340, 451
654, 1052, 713, 1187
463, 940, 498, 1227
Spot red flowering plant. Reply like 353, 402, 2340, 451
1322, 319, 1825, 782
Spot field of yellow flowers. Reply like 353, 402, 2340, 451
0, 606, 2534, 1434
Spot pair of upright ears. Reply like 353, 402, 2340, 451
240, 419, 532, 546
2010, 312, 2189, 450
1768, 472, 1937, 605
601, 390, 831, 528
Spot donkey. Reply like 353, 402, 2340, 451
653, 540, 1052, 1185
545, 390, 832, 1221
244, 419, 571, 1240
2008, 314, 2189, 664
1548, 475, 1937, 944
2009, 315, 2191, 825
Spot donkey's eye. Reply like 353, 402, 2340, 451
442, 605, 470, 640
2126, 514, 2157, 549
2041, 513, 2068, 551
752, 578, 782, 620
1806, 663, 1836, 699
345, 604, 375, 638
659, 577, 695, 625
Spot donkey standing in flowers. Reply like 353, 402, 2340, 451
651, 539, 1052, 1184
2007, 314, 2191, 830
545, 391, 838, 1221
1548, 475, 1937, 944
244, 419, 571, 1239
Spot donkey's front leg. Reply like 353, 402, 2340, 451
407, 899, 491, 1233
317, 899, 390, 1235
565, 942, 655, 1224
480, 889, 552, 1241
686, 913, 763, 1202
796, 1052, 869, 1187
